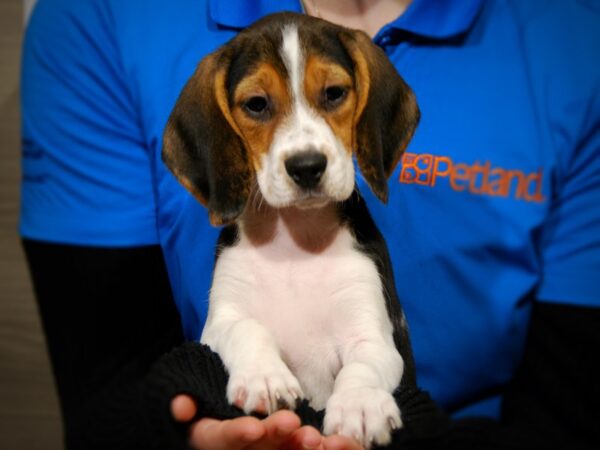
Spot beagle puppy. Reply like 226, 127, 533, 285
163, 12, 420, 448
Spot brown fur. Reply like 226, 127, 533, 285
340, 29, 419, 202
303, 55, 357, 153
242, 191, 342, 253
162, 12, 420, 225
231, 63, 292, 169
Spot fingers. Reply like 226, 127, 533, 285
322, 434, 365, 450
257, 410, 302, 448
190, 416, 265, 450
189, 410, 302, 450
282, 425, 324, 450
175, 396, 358, 450
281, 425, 366, 450
171, 394, 198, 422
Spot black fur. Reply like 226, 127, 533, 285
340, 189, 417, 388
166, 11, 419, 388
162, 47, 252, 225
212, 190, 418, 389
215, 224, 239, 261
163, 12, 418, 224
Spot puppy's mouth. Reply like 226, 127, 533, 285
250, 184, 331, 211
292, 189, 331, 209
295, 196, 329, 209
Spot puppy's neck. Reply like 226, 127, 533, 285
240, 194, 342, 253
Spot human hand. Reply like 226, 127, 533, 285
171, 394, 365, 450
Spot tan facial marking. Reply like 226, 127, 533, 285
242, 191, 342, 254
341, 38, 373, 159
214, 68, 246, 141
303, 55, 357, 152
163, 53, 247, 210
231, 63, 292, 168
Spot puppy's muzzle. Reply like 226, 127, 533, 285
284, 150, 328, 190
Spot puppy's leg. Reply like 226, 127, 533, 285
323, 286, 404, 448
324, 340, 403, 447
201, 302, 304, 415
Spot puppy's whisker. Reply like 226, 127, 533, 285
250, 187, 260, 209
258, 194, 265, 211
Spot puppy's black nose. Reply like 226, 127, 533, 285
285, 151, 327, 189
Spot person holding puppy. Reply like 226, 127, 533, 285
21, 0, 600, 449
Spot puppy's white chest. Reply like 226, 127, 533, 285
207, 218, 384, 408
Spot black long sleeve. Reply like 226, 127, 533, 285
48, 302, 599, 450
142, 343, 527, 450
501, 301, 600, 450
26, 237, 597, 449
143, 342, 452, 450
143, 301, 600, 450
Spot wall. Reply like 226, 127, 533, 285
0, 0, 63, 448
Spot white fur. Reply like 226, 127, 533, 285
255, 24, 355, 208
201, 214, 404, 447
200, 23, 403, 449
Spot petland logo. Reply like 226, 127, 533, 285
400, 152, 545, 203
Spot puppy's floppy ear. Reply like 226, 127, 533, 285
162, 48, 252, 226
340, 30, 420, 203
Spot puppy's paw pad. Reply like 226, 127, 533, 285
323, 388, 401, 448
227, 365, 304, 415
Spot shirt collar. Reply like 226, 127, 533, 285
209, 0, 484, 40
209, 0, 303, 29
385, 0, 484, 40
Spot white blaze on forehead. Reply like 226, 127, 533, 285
253, 23, 355, 208
280, 24, 304, 103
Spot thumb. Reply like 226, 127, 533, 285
171, 394, 198, 422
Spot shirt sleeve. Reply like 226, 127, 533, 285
534, 2, 600, 306
21, 0, 158, 246
537, 85, 600, 306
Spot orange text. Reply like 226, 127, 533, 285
400, 152, 545, 203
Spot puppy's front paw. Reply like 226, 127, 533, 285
227, 362, 304, 415
323, 387, 401, 448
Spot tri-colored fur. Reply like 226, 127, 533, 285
163, 12, 420, 448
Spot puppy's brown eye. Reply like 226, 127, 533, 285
244, 96, 269, 118
323, 86, 347, 109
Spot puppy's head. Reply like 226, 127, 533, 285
163, 12, 419, 226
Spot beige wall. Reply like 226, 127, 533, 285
24, 0, 37, 23
0, 0, 63, 448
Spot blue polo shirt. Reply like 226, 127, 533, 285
21, 0, 600, 418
